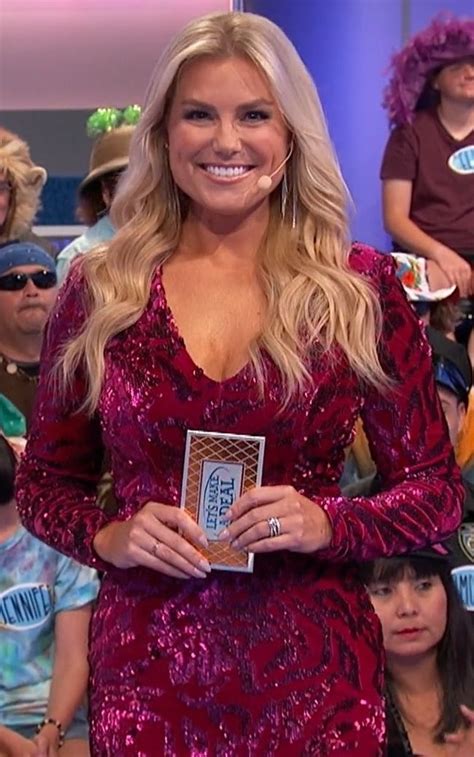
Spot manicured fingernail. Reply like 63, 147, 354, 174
198, 534, 209, 548
193, 568, 208, 578
199, 559, 211, 573
218, 528, 230, 541
223, 510, 234, 521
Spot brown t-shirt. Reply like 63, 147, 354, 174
381, 108, 474, 257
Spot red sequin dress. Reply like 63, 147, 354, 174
16, 244, 463, 756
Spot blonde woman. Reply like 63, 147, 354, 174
16, 12, 463, 755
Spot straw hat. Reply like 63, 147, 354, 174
79, 125, 135, 192
79, 105, 141, 192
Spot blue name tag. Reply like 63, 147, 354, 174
448, 146, 474, 175
451, 565, 474, 611
0, 583, 52, 630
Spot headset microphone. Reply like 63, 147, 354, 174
256, 174, 273, 191
256, 142, 294, 191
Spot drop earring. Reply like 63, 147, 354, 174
280, 172, 288, 221
291, 184, 297, 229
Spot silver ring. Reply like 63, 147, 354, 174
267, 516, 281, 538
152, 540, 160, 557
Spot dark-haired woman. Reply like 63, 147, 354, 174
363, 551, 474, 756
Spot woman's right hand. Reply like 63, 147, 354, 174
93, 501, 211, 579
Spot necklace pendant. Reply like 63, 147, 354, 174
6, 362, 18, 375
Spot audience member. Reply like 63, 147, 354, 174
426, 328, 474, 614
0, 129, 53, 257
0, 435, 98, 757
381, 15, 474, 295
381, 15, 474, 368
344, 327, 474, 615
0, 242, 58, 430
363, 549, 474, 756
56, 106, 140, 284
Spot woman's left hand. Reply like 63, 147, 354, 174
218, 485, 332, 554
445, 705, 474, 755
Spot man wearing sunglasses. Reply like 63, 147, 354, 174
0, 241, 57, 430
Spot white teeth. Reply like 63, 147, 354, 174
204, 165, 249, 178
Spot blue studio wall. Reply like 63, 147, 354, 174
244, 0, 473, 250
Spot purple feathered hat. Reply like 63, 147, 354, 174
383, 14, 474, 128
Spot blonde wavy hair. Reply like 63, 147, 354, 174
61, 11, 386, 413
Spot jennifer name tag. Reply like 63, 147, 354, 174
180, 430, 265, 572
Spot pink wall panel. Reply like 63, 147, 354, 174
1, 0, 230, 110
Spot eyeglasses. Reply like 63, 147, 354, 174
0, 270, 57, 291
0, 181, 12, 195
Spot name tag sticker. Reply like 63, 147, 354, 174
0, 583, 52, 630
451, 565, 474, 612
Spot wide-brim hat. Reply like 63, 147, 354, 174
383, 14, 474, 128
0, 128, 48, 244
411, 543, 451, 561
79, 124, 134, 192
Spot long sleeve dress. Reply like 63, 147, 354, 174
16, 243, 464, 757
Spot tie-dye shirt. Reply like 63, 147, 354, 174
0, 525, 99, 728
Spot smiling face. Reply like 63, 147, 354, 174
166, 55, 290, 220
368, 567, 447, 663
433, 56, 474, 105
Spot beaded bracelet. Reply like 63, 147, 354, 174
36, 718, 65, 747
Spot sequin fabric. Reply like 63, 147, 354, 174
16, 243, 464, 756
